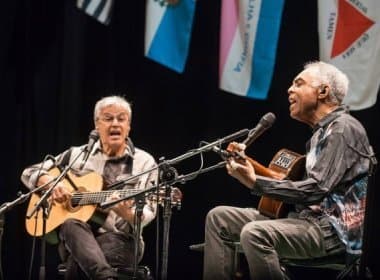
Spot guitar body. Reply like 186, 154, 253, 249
25, 168, 103, 236
256, 149, 305, 219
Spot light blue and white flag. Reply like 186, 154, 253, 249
76, 0, 114, 25
219, 0, 285, 99
144, 0, 197, 73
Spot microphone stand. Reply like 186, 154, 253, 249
160, 188, 171, 280
25, 148, 85, 280
98, 128, 249, 207
132, 194, 145, 280
164, 129, 249, 166
0, 184, 57, 280
0, 212, 3, 280
101, 160, 227, 280
157, 160, 178, 280
99, 187, 156, 279
0, 128, 248, 280
100, 128, 249, 279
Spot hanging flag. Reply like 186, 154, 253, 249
219, 0, 285, 100
318, 0, 380, 110
76, 0, 114, 25
144, 0, 197, 73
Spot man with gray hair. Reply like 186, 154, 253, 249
22, 95, 157, 280
203, 61, 375, 279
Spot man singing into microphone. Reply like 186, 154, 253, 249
203, 61, 375, 279
21, 96, 157, 280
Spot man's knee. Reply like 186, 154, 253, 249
206, 206, 231, 224
240, 222, 269, 249
60, 218, 89, 236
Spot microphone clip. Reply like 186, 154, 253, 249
158, 159, 178, 185
212, 145, 246, 161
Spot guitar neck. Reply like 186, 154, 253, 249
227, 142, 286, 180
71, 189, 143, 206
245, 157, 284, 180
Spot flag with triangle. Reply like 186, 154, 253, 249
144, 0, 197, 73
318, 0, 380, 110
219, 0, 285, 100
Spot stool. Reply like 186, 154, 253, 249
57, 262, 152, 280
189, 241, 246, 279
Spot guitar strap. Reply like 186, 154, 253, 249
124, 137, 135, 175
57, 148, 73, 170
56, 148, 78, 191
56, 137, 135, 176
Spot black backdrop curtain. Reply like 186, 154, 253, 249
1, 0, 379, 279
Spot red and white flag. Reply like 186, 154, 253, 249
318, 0, 380, 110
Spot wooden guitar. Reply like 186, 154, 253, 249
227, 145, 305, 219
25, 168, 182, 237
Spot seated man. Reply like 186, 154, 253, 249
22, 95, 158, 280
203, 61, 375, 280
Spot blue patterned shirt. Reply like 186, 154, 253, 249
252, 106, 374, 255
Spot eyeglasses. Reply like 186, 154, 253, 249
97, 113, 129, 124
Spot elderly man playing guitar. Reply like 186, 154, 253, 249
203, 61, 375, 280
22, 95, 158, 280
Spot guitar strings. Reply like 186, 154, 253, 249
71, 189, 143, 205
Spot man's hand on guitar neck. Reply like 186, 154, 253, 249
226, 142, 257, 189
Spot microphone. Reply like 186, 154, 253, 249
80, 130, 99, 169
243, 112, 276, 147
212, 112, 276, 159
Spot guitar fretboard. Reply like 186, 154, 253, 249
71, 189, 143, 205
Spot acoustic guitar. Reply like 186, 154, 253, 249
227, 145, 305, 219
25, 168, 182, 237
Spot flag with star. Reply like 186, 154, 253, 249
318, 0, 380, 110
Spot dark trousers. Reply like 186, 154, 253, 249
59, 218, 143, 280
203, 206, 345, 280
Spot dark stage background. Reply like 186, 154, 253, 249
1, 1, 379, 279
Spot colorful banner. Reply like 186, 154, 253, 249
318, 0, 380, 110
219, 0, 285, 99
144, 0, 196, 73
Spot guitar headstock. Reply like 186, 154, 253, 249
226, 142, 247, 161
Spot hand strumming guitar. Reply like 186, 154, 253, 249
37, 174, 72, 204
225, 142, 256, 189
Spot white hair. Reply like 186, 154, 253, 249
94, 95, 132, 123
304, 61, 349, 105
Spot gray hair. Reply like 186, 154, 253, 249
304, 61, 349, 105
94, 95, 132, 123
